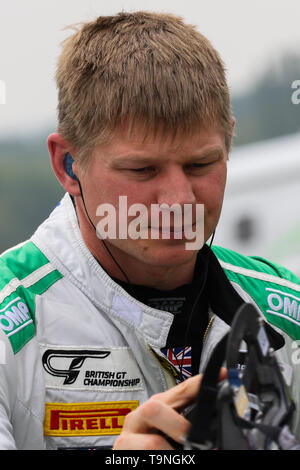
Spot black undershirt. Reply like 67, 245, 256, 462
111, 245, 285, 379
113, 247, 210, 376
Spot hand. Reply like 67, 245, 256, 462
114, 368, 227, 450
113, 372, 207, 450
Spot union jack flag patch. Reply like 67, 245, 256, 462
160, 346, 192, 382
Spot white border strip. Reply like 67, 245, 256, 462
0, 297, 21, 313
7, 319, 33, 337
219, 260, 300, 292
22, 263, 55, 288
266, 310, 300, 327
266, 287, 300, 303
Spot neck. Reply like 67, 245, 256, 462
85, 236, 197, 290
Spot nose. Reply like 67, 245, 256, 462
156, 166, 196, 207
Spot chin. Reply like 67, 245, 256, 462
137, 241, 198, 267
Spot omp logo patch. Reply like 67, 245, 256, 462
0, 297, 32, 336
266, 288, 300, 325
40, 345, 144, 391
147, 297, 185, 314
44, 401, 138, 436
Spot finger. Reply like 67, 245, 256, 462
122, 399, 189, 443
152, 374, 203, 410
151, 368, 228, 411
113, 432, 175, 450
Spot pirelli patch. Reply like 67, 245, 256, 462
44, 401, 139, 436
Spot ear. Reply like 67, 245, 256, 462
225, 117, 236, 158
47, 133, 81, 196
231, 116, 236, 134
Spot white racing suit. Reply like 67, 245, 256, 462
0, 193, 300, 449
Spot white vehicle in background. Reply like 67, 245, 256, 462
215, 132, 300, 276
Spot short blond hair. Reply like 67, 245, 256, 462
56, 11, 232, 165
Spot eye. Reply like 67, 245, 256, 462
190, 163, 207, 168
185, 162, 211, 172
186, 155, 222, 172
130, 167, 153, 172
128, 166, 157, 175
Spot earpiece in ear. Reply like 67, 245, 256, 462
64, 152, 78, 181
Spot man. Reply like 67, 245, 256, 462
0, 11, 299, 450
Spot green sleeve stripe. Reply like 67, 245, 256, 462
0, 269, 63, 354
0, 241, 50, 285
223, 268, 300, 340
219, 260, 300, 292
7, 318, 33, 337
228, 275, 300, 341
28, 269, 63, 296
8, 320, 36, 354
0, 241, 64, 354
212, 245, 300, 340
0, 263, 57, 304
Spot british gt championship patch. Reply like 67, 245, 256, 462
40, 345, 144, 391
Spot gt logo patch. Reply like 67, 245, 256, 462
40, 345, 144, 391
44, 401, 139, 436
42, 349, 110, 385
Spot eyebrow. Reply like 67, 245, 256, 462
187, 147, 224, 161
112, 156, 158, 167
111, 146, 224, 167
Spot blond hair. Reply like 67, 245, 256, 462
56, 11, 232, 165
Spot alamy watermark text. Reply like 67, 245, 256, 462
95, 196, 205, 250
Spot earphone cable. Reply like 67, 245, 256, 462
179, 230, 215, 377
77, 179, 132, 287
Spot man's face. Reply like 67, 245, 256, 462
76, 122, 229, 270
